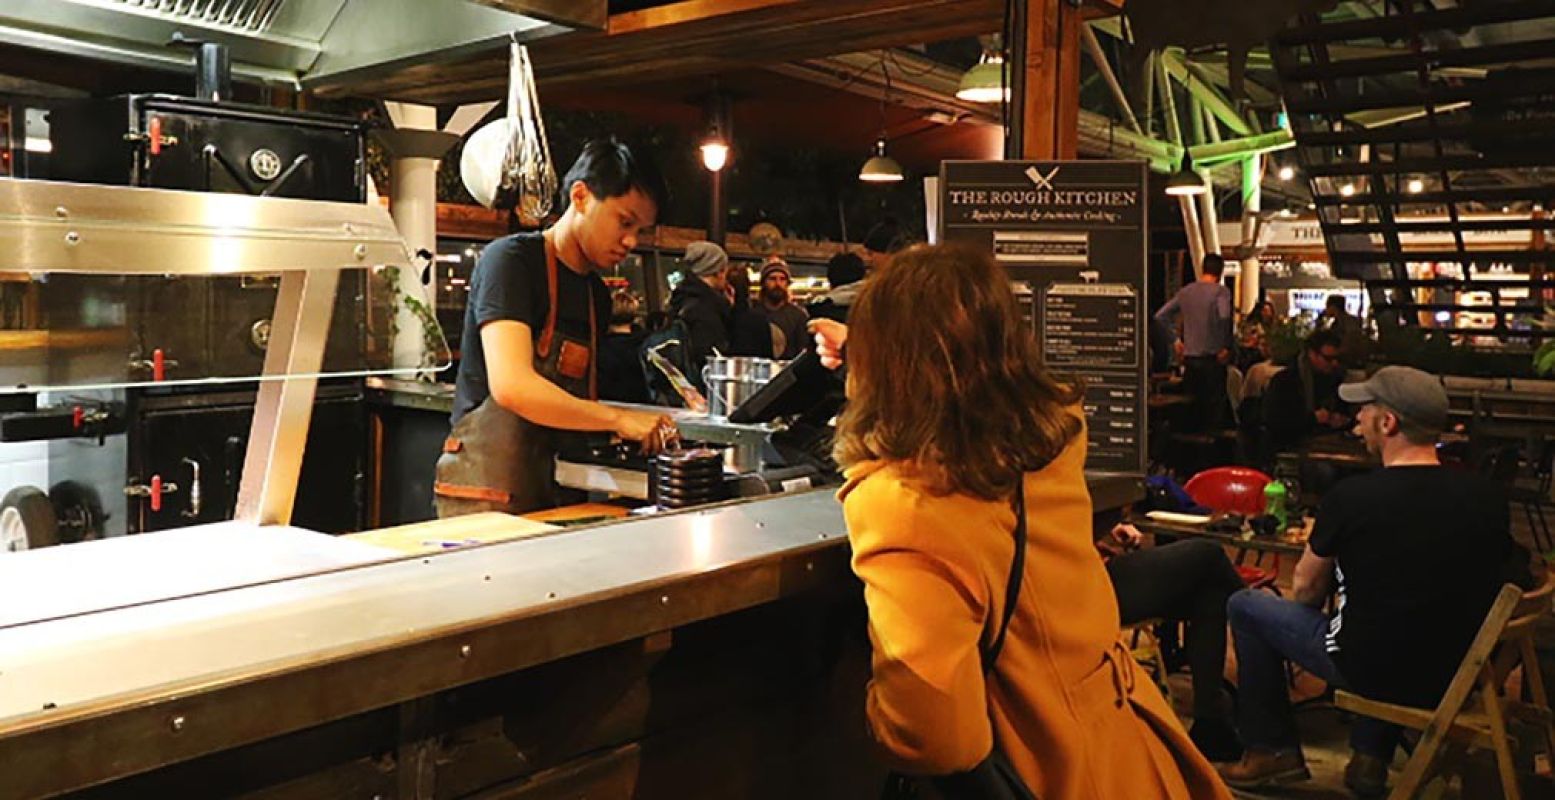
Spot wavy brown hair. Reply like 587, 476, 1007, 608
834, 244, 1084, 501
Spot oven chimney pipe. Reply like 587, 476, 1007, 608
195, 42, 232, 102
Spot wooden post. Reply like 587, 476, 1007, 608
1015, 0, 1082, 160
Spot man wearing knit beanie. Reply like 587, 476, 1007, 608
667, 241, 733, 385
755, 256, 809, 359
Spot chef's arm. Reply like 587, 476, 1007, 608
482, 320, 652, 437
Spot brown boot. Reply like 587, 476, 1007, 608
1343, 752, 1388, 798
1217, 748, 1311, 789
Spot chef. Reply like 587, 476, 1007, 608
436, 138, 677, 517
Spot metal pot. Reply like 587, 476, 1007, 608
701, 356, 778, 419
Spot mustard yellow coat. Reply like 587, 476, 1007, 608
839, 421, 1231, 799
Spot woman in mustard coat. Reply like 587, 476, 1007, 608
826, 245, 1231, 799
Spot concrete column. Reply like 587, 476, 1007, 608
380, 103, 457, 374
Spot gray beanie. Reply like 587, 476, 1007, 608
683, 241, 730, 277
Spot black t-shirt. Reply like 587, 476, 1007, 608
452, 232, 609, 424
1310, 465, 1519, 707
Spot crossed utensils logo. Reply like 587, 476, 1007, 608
1025, 165, 1059, 190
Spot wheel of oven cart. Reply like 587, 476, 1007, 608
49, 480, 106, 544
1, 486, 59, 552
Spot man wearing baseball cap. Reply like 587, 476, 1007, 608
1220, 366, 1531, 796
754, 256, 809, 359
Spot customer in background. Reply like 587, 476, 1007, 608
1102, 524, 1246, 763
1261, 329, 1349, 456
1220, 366, 1532, 796
725, 262, 777, 359
596, 289, 650, 405
861, 219, 908, 272
754, 256, 809, 359
831, 244, 1229, 799
667, 240, 733, 381
1154, 254, 1234, 432
807, 252, 866, 324
1236, 299, 1277, 370
1320, 294, 1368, 369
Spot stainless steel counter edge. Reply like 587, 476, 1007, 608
0, 475, 1142, 797
0, 492, 851, 796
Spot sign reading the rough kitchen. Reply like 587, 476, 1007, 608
939, 160, 1148, 474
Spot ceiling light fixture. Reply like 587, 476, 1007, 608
956, 36, 1008, 104
1339, 182, 1356, 198
860, 54, 905, 184
1406, 178, 1424, 194
859, 138, 905, 183
1278, 165, 1296, 181
1165, 150, 1206, 197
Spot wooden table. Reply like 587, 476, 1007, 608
1133, 517, 1310, 557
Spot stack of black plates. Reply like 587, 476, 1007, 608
653, 448, 727, 510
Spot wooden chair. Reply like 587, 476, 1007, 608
1123, 618, 1175, 705
1335, 575, 1555, 800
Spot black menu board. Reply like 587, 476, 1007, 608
939, 160, 1148, 474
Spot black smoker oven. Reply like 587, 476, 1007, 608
44, 51, 371, 534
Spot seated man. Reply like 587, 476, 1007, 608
1219, 366, 1532, 796
1103, 524, 1246, 763
1262, 329, 1350, 458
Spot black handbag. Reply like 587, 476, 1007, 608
881, 485, 1038, 800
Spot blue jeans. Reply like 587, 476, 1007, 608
1228, 589, 1400, 759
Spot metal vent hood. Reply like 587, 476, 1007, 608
0, 0, 603, 92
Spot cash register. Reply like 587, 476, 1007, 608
554, 351, 842, 504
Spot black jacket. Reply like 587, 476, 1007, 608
668, 277, 733, 380
597, 329, 650, 404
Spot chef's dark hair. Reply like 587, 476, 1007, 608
562, 137, 671, 216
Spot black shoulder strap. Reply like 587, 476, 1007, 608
982, 482, 1026, 672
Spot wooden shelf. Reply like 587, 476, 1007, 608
0, 328, 128, 352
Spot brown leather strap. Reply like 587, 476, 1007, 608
587, 281, 598, 400
433, 482, 511, 504
442, 437, 463, 454
537, 233, 561, 358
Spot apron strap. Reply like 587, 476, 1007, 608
537, 231, 599, 400
588, 282, 598, 400
433, 481, 512, 505
537, 234, 562, 359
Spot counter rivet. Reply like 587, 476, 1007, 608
756, 521, 765, 528
353, 244, 368, 260
459, 645, 471, 659
53, 206, 68, 219
546, 591, 557, 600
817, 533, 827, 540
64, 231, 80, 246
483, 574, 491, 582
170, 716, 186, 732
660, 595, 670, 605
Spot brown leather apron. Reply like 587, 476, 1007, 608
434, 235, 597, 517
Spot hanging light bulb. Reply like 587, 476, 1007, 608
1406, 178, 1425, 194
700, 137, 729, 172
1165, 150, 1206, 197
956, 38, 1008, 104
1277, 165, 1296, 181
859, 138, 905, 183
1339, 182, 1356, 197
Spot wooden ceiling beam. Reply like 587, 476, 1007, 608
324, 0, 1003, 104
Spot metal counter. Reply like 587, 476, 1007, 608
0, 473, 1141, 797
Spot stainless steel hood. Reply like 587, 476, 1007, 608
0, 0, 602, 92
